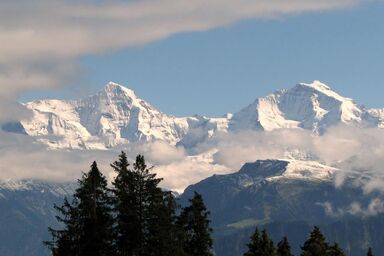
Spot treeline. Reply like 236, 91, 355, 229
243, 226, 374, 256
45, 152, 213, 256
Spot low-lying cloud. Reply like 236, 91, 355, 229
0, 131, 229, 193
212, 129, 313, 169
209, 125, 384, 195
2, 124, 384, 194
318, 198, 384, 218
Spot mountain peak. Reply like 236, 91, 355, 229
294, 80, 351, 103
15, 80, 384, 150
105, 81, 122, 89
300, 80, 331, 91
103, 81, 137, 99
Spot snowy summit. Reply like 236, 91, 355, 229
4, 80, 384, 149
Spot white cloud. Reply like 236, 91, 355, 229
0, 0, 371, 121
2, 123, 384, 194
0, 132, 229, 193
205, 125, 384, 195
0, 0, 366, 62
318, 199, 384, 218
0, 131, 116, 181
212, 129, 313, 169
135, 141, 187, 165
154, 157, 229, 193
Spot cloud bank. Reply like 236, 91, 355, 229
2, 124, 384, 194
209, 125, 384, 195
0, 132, 228, 193
0, 0, 371, 121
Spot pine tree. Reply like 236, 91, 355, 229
327, 243, 345, 256
112, 152, 183, 256
277, 237, 292, 256
178, 191, 213, 256
45, 197, 80, 256
112, 152, 139, 256
46, 161, 114, 256
260, 229, 276, 256
367, 247, 374, 256
244, 228, 276, 256
300, 226, 328, 256
76, 161, 114, 256
147, 191, 186, 256
244, 228, 262, 256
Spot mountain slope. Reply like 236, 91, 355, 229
179, 159, 383, 256
180, 159, 342, 226
21, 82, 190, 149
229, 81, 373, 134
0, 180, 75, 256
19, 82, 231, 149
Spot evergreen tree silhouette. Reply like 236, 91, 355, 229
147, 191, 186, 256
112, 152, 184, 256
367, 247, 374, 256
301, 226, 328, 256
244, 228, 276, 256
327, 243, 345, 256
111, 152, 138, 256
277, 237, 293, 256
178, 191, 213, 256
244, 228, 262, 256
46, 161, 114, 256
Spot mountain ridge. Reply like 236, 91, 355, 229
4, 80, 384, 149
179, 159, 382, 256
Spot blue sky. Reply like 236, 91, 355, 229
21, 1, 384, 117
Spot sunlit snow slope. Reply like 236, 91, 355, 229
11, 80, 384, 149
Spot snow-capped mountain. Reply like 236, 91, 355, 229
7, 80, 384, 149
230, 80, 381, 134
179, 159, 383, 256
17, 82, 229, 149
20, 82, 188, 149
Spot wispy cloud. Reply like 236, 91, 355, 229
0, 0, 371, 121
318, 199, 384, 218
